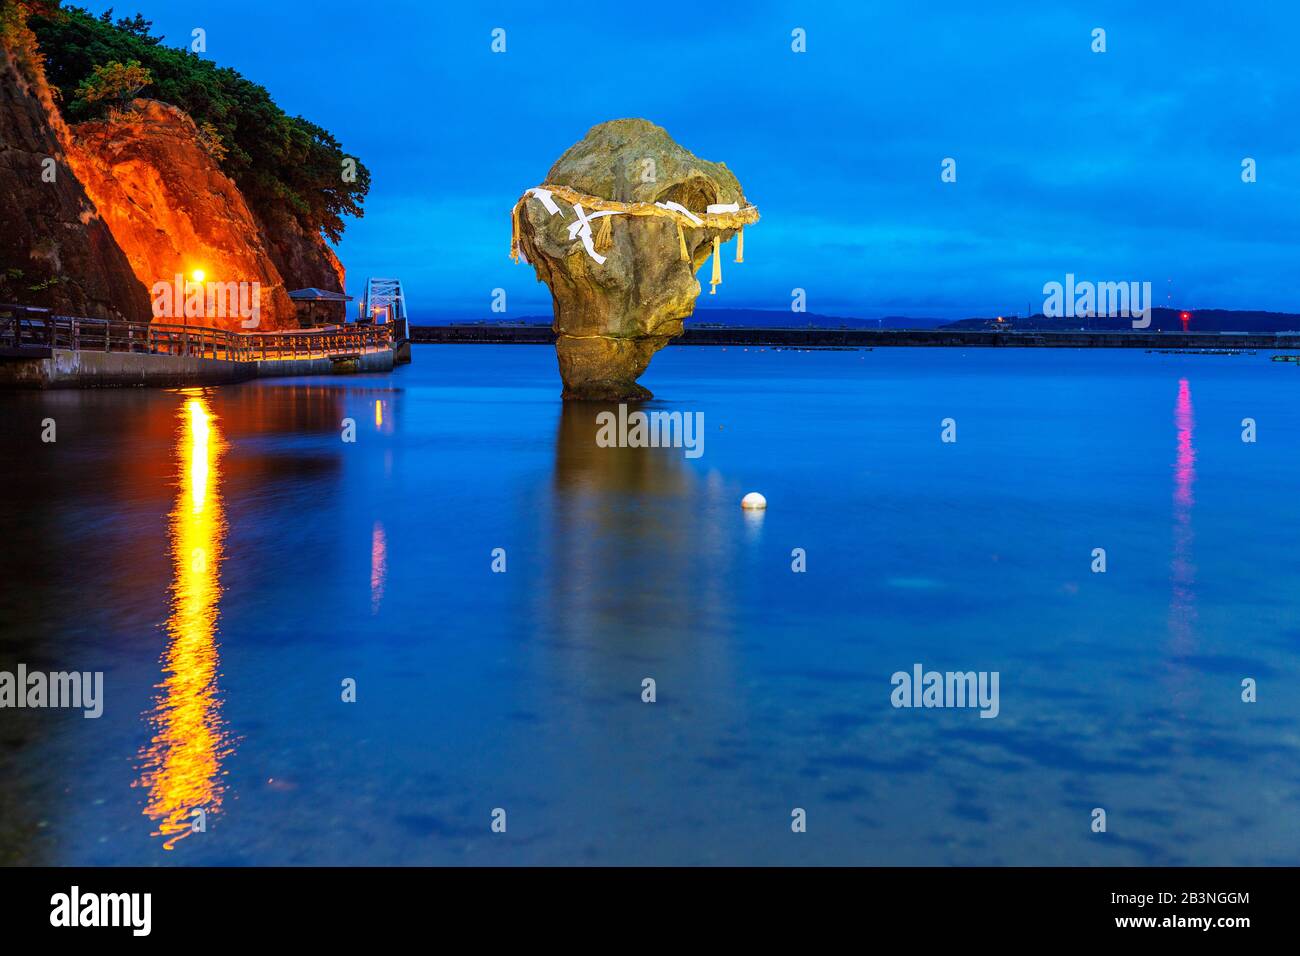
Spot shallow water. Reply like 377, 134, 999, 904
1, 344, 1298, 865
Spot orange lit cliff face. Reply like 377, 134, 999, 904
64, 99, 298, 331
3, 6, 345, 328
0, 27, 153, 322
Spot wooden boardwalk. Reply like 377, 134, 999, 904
0, 304, 407, 388
1, 305, 395, 361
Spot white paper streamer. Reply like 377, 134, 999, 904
654, 200, 703, 226
529, 190, 738, 264
567, 204, 622, 264
527, 188, 562, 216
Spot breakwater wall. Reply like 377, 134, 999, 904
411, 325, 1300, 349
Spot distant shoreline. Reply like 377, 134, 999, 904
411, 325, 1300, 349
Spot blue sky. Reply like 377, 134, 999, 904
84, 1, 1300, 319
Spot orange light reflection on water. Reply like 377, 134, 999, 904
136, 394, 233, 849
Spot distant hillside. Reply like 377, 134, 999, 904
687, 309, 953, 329
942, 308, 1300, 334
425, 309, 953, 329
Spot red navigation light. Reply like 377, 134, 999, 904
1180, 312, 1190, 321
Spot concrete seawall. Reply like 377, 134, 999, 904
411, 325, 1300, 350
0, 347, 395, 389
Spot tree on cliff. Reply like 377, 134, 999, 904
76, 58, 150, 110
29, 3, 370, 245
97, 9, 161, 45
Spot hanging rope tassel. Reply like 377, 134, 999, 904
676, 221, 689, 261
735, 226, 744, 263
510, 201, 521, 262
709, 235, 722, 294
594, 213, 614, 253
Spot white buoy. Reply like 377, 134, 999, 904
741, 492, 767, 510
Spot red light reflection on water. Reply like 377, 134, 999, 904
1169, 377, 1197, 656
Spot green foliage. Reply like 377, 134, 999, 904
98, 9, 160, 45
196, 120, 227, 162
0, 266, 59, 296
29, 3, 370, 243
1, 1, 47, 82
75, 58, 150, 107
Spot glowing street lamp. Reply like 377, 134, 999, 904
181, 269, 207, 327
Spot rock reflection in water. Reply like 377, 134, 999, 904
544, 402, 732, 643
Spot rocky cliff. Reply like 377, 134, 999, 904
0, 20, 151, 321
2, 3, 347, 331
68, 99, 297, 331
515, 119, 755, 400
255, 203, 346, 297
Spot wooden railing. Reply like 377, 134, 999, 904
0, 305, 394, 361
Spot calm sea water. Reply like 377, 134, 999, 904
1, 344, 1298, 865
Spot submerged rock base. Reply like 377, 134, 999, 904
555, 334, 669, 401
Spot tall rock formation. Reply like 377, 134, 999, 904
0, 19, 151, 322
67, 99, 297, 331
514, 119, 757, 400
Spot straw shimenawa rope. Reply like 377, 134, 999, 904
511, 183, 759, 294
